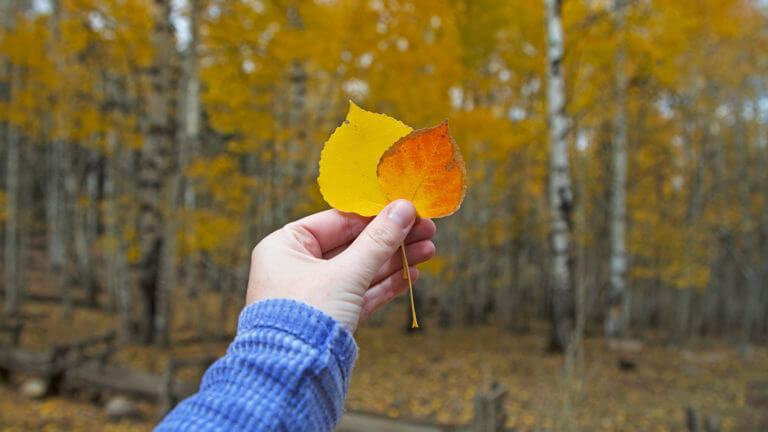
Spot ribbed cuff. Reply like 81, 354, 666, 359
236, 298, 358, 373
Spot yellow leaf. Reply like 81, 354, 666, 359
317, 101, 412, 216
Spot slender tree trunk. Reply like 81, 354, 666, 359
62, 149, 79, 313
47, 140, 72, 319
468, 162, 490, 325
497, 240, 516, 331
567, 146, 588, 379
48, 0, 74, 320
734, 102, 759, 346
16, 144, 32, 311
138, 0, 174, 344
287, 4, 307, 191
761, 110, 768, 339
438, 218, 461, 328
156, 48, 197, 345
516, 241, 531, 333
271, 60, 307, 220
606, 0, 629, 339
269, 5, 307, 224
673, 288, 691, 345
104, 127, 134, 340
290, 58, 308, 187
157, 183, 178, 347
674, 114, 703, 344
0, 1, 16, 316
74, 151, 100, 306
181, 0, 202, 329
545, 0, 574, 352
3, 102, 19, 316
708, 123, 729, 337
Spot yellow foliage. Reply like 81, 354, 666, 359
1, 0, 765, 304
418, 254, 448, 276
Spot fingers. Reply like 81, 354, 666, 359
359, 267, 419, 323
321, 217, 435, 260
407, 218, 436, 243
337, 200, 417, 283
286, 209, 372, 255
370, 239, 434, 285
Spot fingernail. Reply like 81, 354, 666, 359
387, 200, 415, 228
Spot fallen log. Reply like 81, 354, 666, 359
63, 361, 198, 402
0, 345, 68, 392
0, 330, 117, 393
0, 290, 101, 310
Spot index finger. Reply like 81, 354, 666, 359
291, 209, 373, 253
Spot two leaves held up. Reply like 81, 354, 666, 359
317, 102, 466, 218
318, 102, 467, 327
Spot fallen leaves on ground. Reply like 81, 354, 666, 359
1, 290, 767, 431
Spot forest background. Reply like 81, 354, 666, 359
1, 0, 767, 430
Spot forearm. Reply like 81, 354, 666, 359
156, 299, 358, 432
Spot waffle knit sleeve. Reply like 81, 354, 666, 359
155, 298, 358, 432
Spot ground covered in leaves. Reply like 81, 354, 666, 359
1, 294, 767, 431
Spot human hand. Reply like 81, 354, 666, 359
245, 200, 436, 332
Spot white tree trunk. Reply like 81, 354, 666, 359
545, 0, 574, 352
139, 0, 174, 344
48, 0, 74, 320
180, 0, 203, 332
606, 0, 629, 339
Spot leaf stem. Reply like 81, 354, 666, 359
401, 242, 418, 328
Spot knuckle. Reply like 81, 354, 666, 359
282, 223, 316, 253
364, 223, 398, 250
341, 214, 358, 240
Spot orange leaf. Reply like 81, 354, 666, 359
376, 122, 466, 218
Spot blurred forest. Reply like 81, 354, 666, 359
1, 0, 768, 430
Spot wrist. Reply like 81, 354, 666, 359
237, 298, 358, 371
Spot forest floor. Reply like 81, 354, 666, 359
1, 281, 767, 432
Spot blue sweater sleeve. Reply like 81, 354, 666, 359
155, 298, 358, 432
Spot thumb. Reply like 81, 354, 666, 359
339, 200, 417, 283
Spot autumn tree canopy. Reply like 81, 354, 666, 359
1, 0, 767, 346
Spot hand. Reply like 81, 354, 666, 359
245, 200, 436, 332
